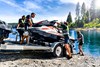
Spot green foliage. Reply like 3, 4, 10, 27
85, 11, 89, 23
74, 19, 84, 28
75, 1, 100, 28
67, 12, 72, 24
69, 22, 77, 28
84, 18, 100, 28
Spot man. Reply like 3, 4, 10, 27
61, 22, 72, 59
77, 31, 84, 56
25, 12, 35, 30
17, 15, 25, 41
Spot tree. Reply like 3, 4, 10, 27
96, 9, 100, 19
90, 0, 96, 21
75, 2, 83, 27
81, 2, 86, 17
85, 11, 90, 23
81, 2, 86, 23
76, 2, 80, 21
66, 12, 72, 24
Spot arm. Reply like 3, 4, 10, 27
29, 19, 33, 27
17, 19, 21, 28
78, 38, 82, 40
77, 34, 83, 42
17, 24, 20, 28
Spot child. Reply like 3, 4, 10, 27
77, 31, 84, 56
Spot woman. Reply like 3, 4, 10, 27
77, 31, 84, 56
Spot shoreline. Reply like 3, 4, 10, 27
0, 52, 100, 67
72, 28, 100, 31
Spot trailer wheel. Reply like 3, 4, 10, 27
53, 44, 63, 57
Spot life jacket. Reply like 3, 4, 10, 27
21, 20, 25, 23
19, 19, 25, 27
66, 26, 69, 34
61, 23, 69, 34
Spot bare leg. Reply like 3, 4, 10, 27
65, 44, 72, 57
79, 45, 84, 55
21, 36, 23, 41
20, 36, 25, 44
26, 36, 29, 44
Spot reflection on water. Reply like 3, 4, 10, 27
82, 30, 100, 57
70, 30, 100, 57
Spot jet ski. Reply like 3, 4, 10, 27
0, 20, 11, 43
27, 20, 63, 45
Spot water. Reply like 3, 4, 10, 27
8, 29, 100, 57
81, 30, 100, 57
8, 28, 19, 41
70, 30, 100, 57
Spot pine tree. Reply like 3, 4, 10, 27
76, 2, 80, 21
81, 2, 86, 23
75, 2, 81, 27
81, 2, 86, 17
85, 11, 90, 23
90, 0, 96, 21
66, 12, 72, 24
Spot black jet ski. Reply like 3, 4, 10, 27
0, 20, 11, 43
28, 20, 63, 45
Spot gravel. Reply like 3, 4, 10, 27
0, 51, 100, 67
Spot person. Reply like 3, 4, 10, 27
77, 31, 84, 56
61, 22, 72, 59
20, 30, 29, 44
20, 13, 36, 44
17, 15, 25, 42
25, 12, 36, 30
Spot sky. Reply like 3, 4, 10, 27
0, 0, 91, 23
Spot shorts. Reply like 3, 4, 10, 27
23, 31, 29, 36
79, 41, 83, 45
64, 35, 69, 44
17, 29, 24, 36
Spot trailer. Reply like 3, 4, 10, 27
0, 37, 75, 57
0, 38, 65, 57
0, 20, 76, 57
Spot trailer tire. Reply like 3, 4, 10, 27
53, 44, 63, 57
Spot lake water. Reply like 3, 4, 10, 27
9, 29, 100, 57
70, 30, 100, 57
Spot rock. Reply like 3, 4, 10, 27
0, 52, 100, 67
92, 64, 95, 67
